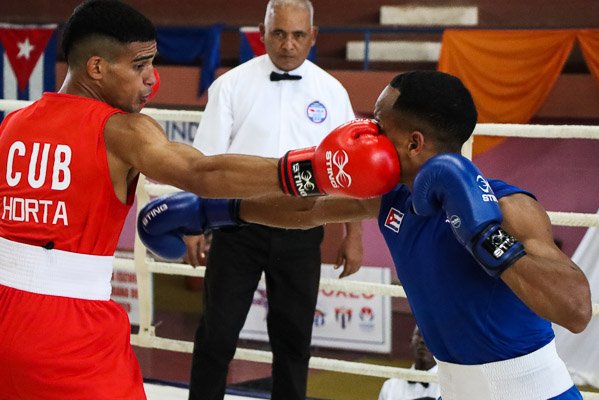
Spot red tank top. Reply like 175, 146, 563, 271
0, 93, 135, 256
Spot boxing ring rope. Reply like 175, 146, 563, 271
2, 100, 599, 398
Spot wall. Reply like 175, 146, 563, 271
7, 0, 599, 27
4, 0, 599, 68
5, 0, 599, 27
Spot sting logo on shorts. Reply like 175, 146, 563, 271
306, 101, 327, 123
384, 207, 404, 233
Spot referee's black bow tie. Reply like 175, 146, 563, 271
270, 71, 302, 81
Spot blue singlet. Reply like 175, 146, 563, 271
378, 179, 555, 365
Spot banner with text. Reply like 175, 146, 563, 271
111, 266, 141, 325
240, 264, 392, 353
159, 120, 198, 145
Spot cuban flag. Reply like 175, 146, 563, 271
239, 26, 316, 63
0, 24, 57, 104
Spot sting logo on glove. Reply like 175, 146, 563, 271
141, 203, 168, 227
413, 154, 526, 277
325, 150, 351, 189
290, 160, 319, 196
482, 227, 519, 259
278, 118, 400, 198
477, 175, 498, 203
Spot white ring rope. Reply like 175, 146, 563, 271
473, 123, 599, 139
142, 107, 202, 123
0, 99, 30, 113
116, 256, 599, 316
115, 258, 409, 298
0, 100, 202, 123
3, 100, 599, 139
2, 99, 599, 397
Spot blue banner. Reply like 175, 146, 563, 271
157, 24, 223, 95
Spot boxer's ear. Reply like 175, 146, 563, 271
86, 56, 104, 80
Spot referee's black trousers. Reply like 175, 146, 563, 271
189, 224, 324, 400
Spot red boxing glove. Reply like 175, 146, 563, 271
148, 68, 160, 101
278, 118, 400, 198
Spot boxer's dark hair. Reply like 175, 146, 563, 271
61, 0, 156, 63
390, 71, 478, 152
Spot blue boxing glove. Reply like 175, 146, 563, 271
137, 192, 244, 260
412, 153, 525, 278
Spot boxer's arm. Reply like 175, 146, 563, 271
105, 112, 281, 199
240, 196, 380, 229
107, 114, 400, 201
138, 193, 378, 260
498, 193, 592, 333
138, 192, 243, 260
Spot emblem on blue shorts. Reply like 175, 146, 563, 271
384, 207, 404, 233
306, 101, 327, 123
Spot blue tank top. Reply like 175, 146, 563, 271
378, 179, 555, 364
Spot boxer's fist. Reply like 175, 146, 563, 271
137, 192, 242, 260
412, 153, 525, 277
278, 119, 400, 198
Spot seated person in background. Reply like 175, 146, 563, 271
379, 325, 440, 400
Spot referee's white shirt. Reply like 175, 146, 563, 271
192, 54, 355, 157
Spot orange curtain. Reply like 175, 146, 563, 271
438, 29, 576, 124
577, 29, 599, 87
438, 30, 580, 156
